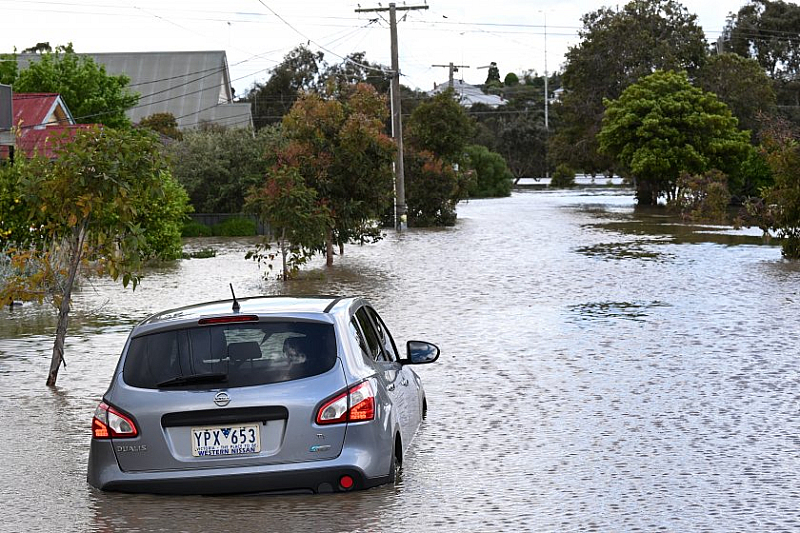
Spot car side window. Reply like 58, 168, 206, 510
349, 318, 371, 360
367, 308, 398, 362
354, 307, 388, 362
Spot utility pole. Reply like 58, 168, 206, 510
432, 62, 469, 89
540, 10, 549, 180
356, 2, 428, 230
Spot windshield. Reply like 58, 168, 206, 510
122, 321, 337, 389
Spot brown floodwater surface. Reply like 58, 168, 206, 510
2, 189, 799, 532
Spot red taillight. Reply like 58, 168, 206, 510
92, 402, 139, 439
316, 381, 375, 425
198, 315, 259, 325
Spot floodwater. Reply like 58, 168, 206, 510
2, 189, 799, 532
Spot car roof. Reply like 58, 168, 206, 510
138, 295, 354, 328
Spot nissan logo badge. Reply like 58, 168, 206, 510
213, 391, 231, 407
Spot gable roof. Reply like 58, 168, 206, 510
16, 51, 253, 130
12, 93, 74, 128
1, 93, 93, 159
86, 51, 252, 130
429, 79, 507, 108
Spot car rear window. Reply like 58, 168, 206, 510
122, 321, 337, 389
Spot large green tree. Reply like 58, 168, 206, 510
598, 70, 751, 204
0, 126, 190, 386
13, 44, 138, 128
552, 0, 707, 175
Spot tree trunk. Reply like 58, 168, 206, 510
46, 225, 85, 387
326, 227, 334, 267
635, 180, 658, 206
280, 229, 288, 281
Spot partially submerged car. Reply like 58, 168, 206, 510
87, 295, 439, 495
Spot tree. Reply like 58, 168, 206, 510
243, 45, 324, 129
748, 116, 800, 257
404, 150, 461, 226
695, 53, 776, 138
407, 89, 474, 164
725, 0, 800, 125
405, 89, 475, 225
14, 44, 138, 128
274, 83, 396, 265
464, 144, 512, 198
139, 112, 182, 140
321, 51, 391, 96
247, 166, 331, 279
598, 70, 751, 204
168, 125, 280, 213
484, 62, 501, 87
0, 126, 190, 386
671, 170, 732, 222
469, 71, 558, 181
499, 111, 548, 181
552, 0, 707, 175
504, 72, 519, 87
0, 51, 17, 85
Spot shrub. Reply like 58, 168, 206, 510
464, 144, 513, 198
181, 220, 212, 237
550, 164, 576, 188
212, 217, 257, 236
671, 171, 731, 222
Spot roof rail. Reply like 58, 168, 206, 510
323, 296, 345, 313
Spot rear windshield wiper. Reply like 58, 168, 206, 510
157, 372, 228, 388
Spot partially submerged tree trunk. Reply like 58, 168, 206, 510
46, 224, 86, 387
325, 227, 334, 267
280, 229, 288, 281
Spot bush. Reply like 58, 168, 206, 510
212, 217, 257, 236
550, 164, 576, 188
464, 145, 513, 198
671, 170, 731, 222
181, 220, 212, 237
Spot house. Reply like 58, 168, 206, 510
17, 51, 253, 130
429, 79, 507, 108
0, 92, 94, 159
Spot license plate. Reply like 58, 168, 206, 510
191, 424, 261, 457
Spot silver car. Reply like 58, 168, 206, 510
87, 295, 439, 494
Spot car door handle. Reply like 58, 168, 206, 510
387, 383, 395, 391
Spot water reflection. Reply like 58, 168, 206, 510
2, 189, 799, 532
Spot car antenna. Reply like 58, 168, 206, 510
230, 283, 240, 313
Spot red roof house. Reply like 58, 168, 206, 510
1, 93, 95, 159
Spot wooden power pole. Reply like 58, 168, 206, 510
356, 2, 428, 230
432, 62, 469, 89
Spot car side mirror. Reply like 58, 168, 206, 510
405, 341, 440, 364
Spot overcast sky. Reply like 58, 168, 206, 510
2, 0, 759, 96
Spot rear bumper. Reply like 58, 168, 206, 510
87, 440, 390, 495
